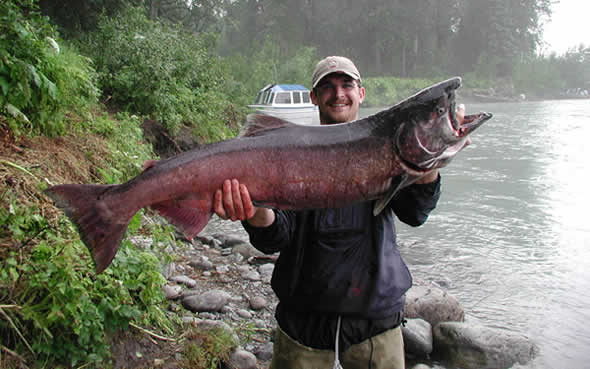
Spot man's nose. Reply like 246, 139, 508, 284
334, 85, 346, 98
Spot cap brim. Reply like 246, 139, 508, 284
312, 71, 361, 88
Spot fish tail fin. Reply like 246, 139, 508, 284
44, 184, 135, 273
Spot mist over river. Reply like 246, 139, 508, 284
210, 99, 590, 368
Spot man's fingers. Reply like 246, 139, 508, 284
221, 179, 235, 220
240, 184, 256, 219
456, 103, 465, 124
215, 179, 256, 221
231, 179, 245, 220
213, 188, 227, 219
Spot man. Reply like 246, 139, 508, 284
214, 56, 464, 369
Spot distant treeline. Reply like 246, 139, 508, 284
38, 0, 589, 95
3, 0, 589, 138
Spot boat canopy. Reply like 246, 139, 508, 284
253, 84, 312, 106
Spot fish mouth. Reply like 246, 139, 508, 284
455, 111, 493, 137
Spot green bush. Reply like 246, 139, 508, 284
0, 0, 99, 136
0, 200, 172, 367
0, 111, 171, 367
82, 6, 240, 141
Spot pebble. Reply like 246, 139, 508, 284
170, 275, 197, 288
254, 342, 274, 361
249, 296, 268, 311
225, 348, 257, 369
162, 284, 182, 300
189, 256, 214, 270
236, 309, 253, 319
216, 265, 230, 274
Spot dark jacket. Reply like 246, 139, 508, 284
243, 176, 441, 349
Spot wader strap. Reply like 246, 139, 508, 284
333, 316, 344, 369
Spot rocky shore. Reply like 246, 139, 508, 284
130, 216, 538, 369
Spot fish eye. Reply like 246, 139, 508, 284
437, 107, 446, 115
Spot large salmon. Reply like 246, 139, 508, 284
45, 77, 492, 273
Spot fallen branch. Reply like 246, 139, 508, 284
0, 306, 34, 357
129, 322, 176, 342
0, 159, 38, 179
1, 344, 25, 362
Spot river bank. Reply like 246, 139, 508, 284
123, 214, 538, 369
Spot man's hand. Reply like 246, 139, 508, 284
213, 179, 275, 227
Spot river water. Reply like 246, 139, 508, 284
212, 99, 590, 368
376, 99, 590, 368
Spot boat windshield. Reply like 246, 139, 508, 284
275, 92, 292, 104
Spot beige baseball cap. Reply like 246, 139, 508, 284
311, 56, 361, 88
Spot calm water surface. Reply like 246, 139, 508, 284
210, 99, 590, 368
374, 100, 590, 368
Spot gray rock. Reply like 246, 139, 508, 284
212, 233, 247, 248
170, 275, 197, 288
242, 270, 261, 281
195, 235, 215, 246
181, 315, 199, 325
162, 284, 183, 300
253, 319, 267, 329
404, 285, 464, 326
216, 265, 230, 274
224, 348, 257, 369
402, 318, 433, 357
254, 342, 274, 361
194, 319, 239, 346
433, 322, 539, 369
182, 289, 231, 313
233, 242, 265, 259
236, 309, 253, 319
249, 296, 268, 311
228, 252, 245, 264
189, 256, 214, 270
161, 262, 177, 279
236, 265, 250, 274
258, 263, 274, 278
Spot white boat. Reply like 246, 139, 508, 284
248, 84, 319, 125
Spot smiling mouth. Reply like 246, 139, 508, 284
330, 103, 348, 108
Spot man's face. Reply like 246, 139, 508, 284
311, 73, 366, 125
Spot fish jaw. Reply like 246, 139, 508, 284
393, 80, 492, 171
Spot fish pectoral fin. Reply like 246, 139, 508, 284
151, 197, 212, 239
373, 174, 410, 216
239, 113, 296, 137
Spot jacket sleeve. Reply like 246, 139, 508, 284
241, 210, 296, 254
391, 174, 441, 227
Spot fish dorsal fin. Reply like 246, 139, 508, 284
373, 173, 410, 216
239, 113, 297, 137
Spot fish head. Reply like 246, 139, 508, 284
394, 77, 492, 172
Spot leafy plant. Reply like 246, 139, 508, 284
0, 0, 99, 136
81, 5, 241, 141
182, 326, 237, 369
0, 201, 172, 367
